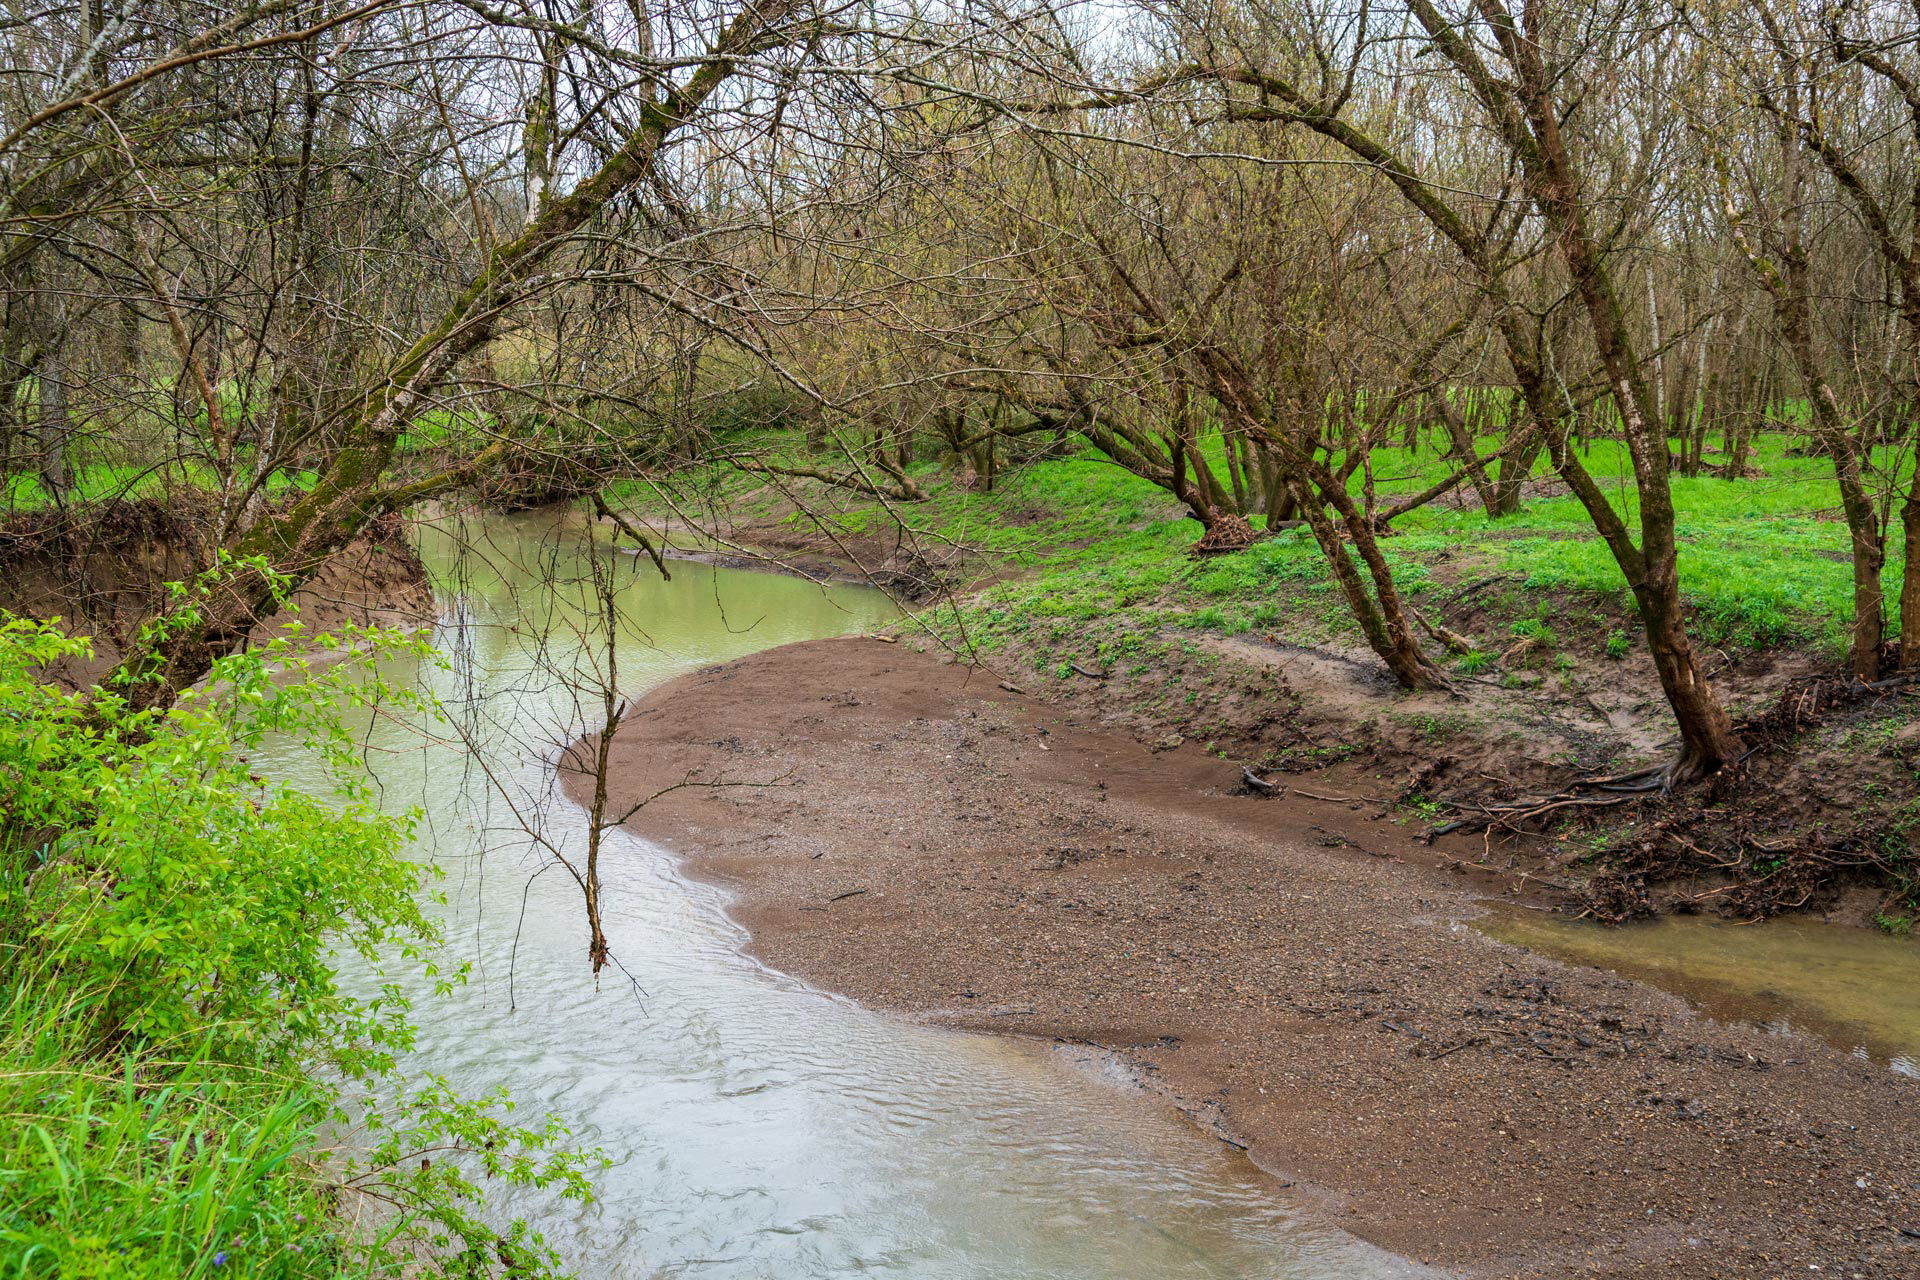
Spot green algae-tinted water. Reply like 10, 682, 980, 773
1480, 907, 1920, 1078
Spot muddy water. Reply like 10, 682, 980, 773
1480, 908, 1920, 1078
262, 511, 1433, 1280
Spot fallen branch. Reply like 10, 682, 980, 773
1415, 610, 1478, 656
1240, 766, 1376, 805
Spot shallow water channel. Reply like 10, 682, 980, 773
258, 510, 1433, 1280
1480, 908, 1920, 1079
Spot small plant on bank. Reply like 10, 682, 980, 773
1605, 629, 1631, 659
1508, 616, 1559, 648
1406, 793, 1446, 819
1873, 912, 1914, 938
1455, 649, 1492, 674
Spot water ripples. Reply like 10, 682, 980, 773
267, 513, 1435, 1280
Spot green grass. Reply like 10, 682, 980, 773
1382, 433, 1901, 649
3, 462, 316, 513
1, 982, 350, 1279
634, 427, 1907, 664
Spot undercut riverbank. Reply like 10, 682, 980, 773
570, 635, 1920, 1280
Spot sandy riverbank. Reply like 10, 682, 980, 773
566, 635, 1918, 1279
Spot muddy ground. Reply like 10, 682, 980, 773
0, 500, 436, 685
574, 636, 1920, 1280
640, 499, 1920, 924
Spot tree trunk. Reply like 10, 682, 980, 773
1287, 470, 1450, 690
1719, 112, 1885, 679
37, 344, 70, 504
1487, 424, 1540, 517
1636, 571, 1741, 784
1499, 17, 1744, 779
1902, 470, 1920, 667
1434, 382, 1503, 515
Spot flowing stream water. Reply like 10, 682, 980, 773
255, 510, 1433, 1280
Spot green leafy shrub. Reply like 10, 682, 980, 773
0, 610, 598, 1278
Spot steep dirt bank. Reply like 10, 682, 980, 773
0, 499, 436, 685
978, 618, 1920, 925
573, 637, 1919, 1280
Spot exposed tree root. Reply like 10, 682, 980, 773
1426, 766, 1668, 839
1737, 667, 1920, 741
1576, 825, 1912, 924
1191, 512, 1259, 555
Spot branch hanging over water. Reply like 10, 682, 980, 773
593, 493, 672, 580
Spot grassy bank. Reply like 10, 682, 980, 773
618, 431, 1920, 925
631, 430, 1896, 667
0, 611, 593, 1278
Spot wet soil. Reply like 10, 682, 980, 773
579, 636, 1920, 1280
0, 500, 436, 685
669, 501, 1920, 925
933, 591, 1920, 927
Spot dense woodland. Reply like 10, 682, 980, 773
6, 0, 1920, 771
2, 0, 1919, 1272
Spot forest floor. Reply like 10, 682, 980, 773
571, 635, 1920, 1280
612, 431, 1920, 929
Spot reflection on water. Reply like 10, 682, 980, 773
1479, 907, 1920, 1079
260, 510, 1434, 1280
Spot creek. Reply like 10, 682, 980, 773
256, 510, 1432, 1280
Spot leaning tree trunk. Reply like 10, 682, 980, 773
1500, 20, 1744, 781
1284, 468, 1449, 691
102, 0, 799, 714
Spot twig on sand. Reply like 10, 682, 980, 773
1292, 785, 1371, 804
1422, 1036, 1489, 1062
1241, 766, 1282, 795
1240, 765, 1374, 805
